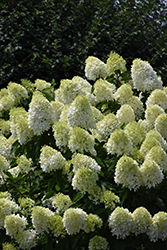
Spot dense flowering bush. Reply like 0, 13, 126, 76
1, 52, 167, 249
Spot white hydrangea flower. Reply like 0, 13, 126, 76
155, 113, 167, 140
108, 207, 133, 239
55, 79, 86, 104
31, 206, 54, 234
96, 113, 120, 141
116, 104, 135, 125
147, 212, 167, 242
88, 235, 109, 250
67, 94, 96, 130
0, 155, 10, 175
124, 121, 146, 146
105, 128, 133, 156
16, 155, 32, 174
51, 101, 64, 122
52, 193, 72, 213
114, 155, 142, 191
40, 145, 66, 172
145, 104, 165, 129
7, 82, 28, 105
138, 119, 152, 133
8, 166, 21, 178
2, 242, 18, 250
4, 214, 28, 238
35, 79, 51, 91
10, 107, 34, 144
0, 198, 20, 228
146, 129, 167, 151
132, 207, 152, 236
146, 89, 167, 110
131, 58, 162, 92
18, 197, 35, 217
85, 56, 108, 81
145, 146, 167, 172
114, 84, 133, 105
68, 127, 96, 156
85, 214, 103, 233
0, 119, 11, 137
0, 92, 15, 111
72, 76, 92, 89
72, 167, 99, 194
126, 95, 144, 119
63, 208, 88, 235
28, 91, 54, 135
52, 121, 72, 148
140, 158, 164, 188
140, 136, 161, 156
106, 51, 127, 75
15, 229, 37, 250
91, 106, 104, 123
72, 153, 101, 174
59, 104, 71, 123
93, 78, 116, 103
49, 214, 66, 237
101, 190, 120, 210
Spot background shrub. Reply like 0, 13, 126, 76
0, 0, 167, 88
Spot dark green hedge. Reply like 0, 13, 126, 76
0, 0, 167, 88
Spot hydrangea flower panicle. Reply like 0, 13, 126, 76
140, 158, 164, 188
28, 91, 55, 135
68, 126, 96, 156
88, 235, 109, 250
114, 155, 142, 191
106, 51, 127, 76
131, 58, 162, 92
108, 207, 133, 239
85, 56, 108, 81
93, 78, 116, 103
67, 94, 96, 130
116, 104, 135, 125
147, 212, 167, 242
132, 207, 152, 236
63, 208, 88, 235
40, 145, 66, 172
105, 128, 133, 156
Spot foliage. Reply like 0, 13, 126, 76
1, 52, 167, 249
0, 0, 167, 89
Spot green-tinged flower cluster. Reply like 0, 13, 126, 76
67, 94, 96, 129
88, 236, 109, 250
106, 51, 127, 75
105, 128, 133, 156
52, 193, 72, 213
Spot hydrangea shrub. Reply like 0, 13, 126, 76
1, 52, 167, 249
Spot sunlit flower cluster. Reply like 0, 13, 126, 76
40, 145, 66, 172
31, 206, 54, 234
131, 58, 162, 92
28, 91, 54, 135
105, 128, 133, 156
85, 56, 108, 81
63, 208, 88, 235
67, 94, 96, 129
